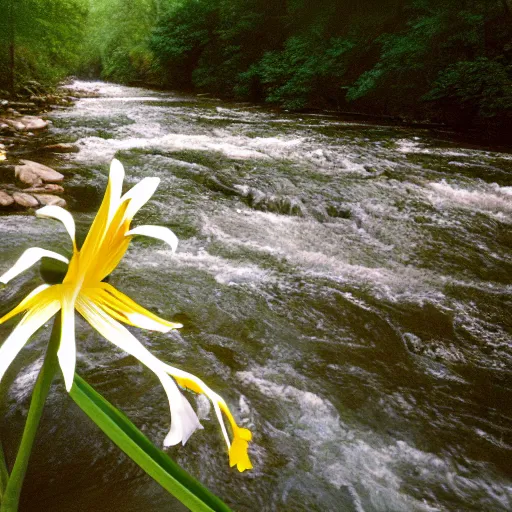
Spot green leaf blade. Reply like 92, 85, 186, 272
69, 374, 232, 512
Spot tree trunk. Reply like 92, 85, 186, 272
8, 0, 15, 94
501, 0, 511, 16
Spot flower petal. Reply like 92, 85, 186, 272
0, 299, 61, 384
121, 177, 160, 221
80, 158, 125, 260
36, 205, 76, 248
82, 283, 182, 332
163, 375, 203, 447
76, 297, 202, 445
0, 284, 51, 325
159, 366, 233, 450
59, 296, 76, 392
162, 366, 254, 471
0, 248, 69, 285
229, 428, 253, 472
125, 225, 178, 254
107, 159, 126, 224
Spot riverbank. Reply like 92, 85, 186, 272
0, 85, 80, 211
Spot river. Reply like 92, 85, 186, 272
0, 81, 511, 511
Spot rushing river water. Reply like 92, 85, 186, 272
1, 81, 511, 511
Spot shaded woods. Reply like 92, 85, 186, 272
1, 0, 511, 136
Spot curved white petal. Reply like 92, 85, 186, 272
163, 379, 203, 446
125, 225, 178, 254
126, 313, 175, 333
121, 177, 160, 221
161, 364, 231, 449
76, 297, 202, 445
0, 300, 61, 384
59, 298, 76, 392
108, 159, 125, 224
0, 248, 69, 285
36, 205, 76, 246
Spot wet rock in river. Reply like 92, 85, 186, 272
0, 190, 14, 206
1, 118, 25, 132
19, 116, 48, 131
244, 187, 305, 216
42, 143, 79, 153
24, 183, 64, 194
8, 101, 37, 114
12, 191, 38, 208
33, 194, 66, 207
311, 205, 329, 222
204, 175, 240, 196
15, 160, 64, 184
326, 203, 352, 219
14, 166, 44, 187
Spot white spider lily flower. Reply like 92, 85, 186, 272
0, 159, 253, 471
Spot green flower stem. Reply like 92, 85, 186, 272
0, 442, 9, 501
0, 316, 61, 512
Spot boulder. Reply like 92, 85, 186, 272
16, 160, 64, 183
42, 143, 79, 153
24, 183, 64, 194
9, 101, 37, 109
19, 116, 48, 131
0, 190, 14, 206
15, 167, 43, 186
1, 118, 25, 131
33, 194, 66, 207
12, 192, 38, 208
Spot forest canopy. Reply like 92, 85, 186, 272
0, 0, 511, 132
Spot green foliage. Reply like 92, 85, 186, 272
0, 0, 88, 91
149, 0, 511, 130
150, 0, 216, 87
242, 36, 355, 109
424, 58, 512, 121
79, 0, 162, 83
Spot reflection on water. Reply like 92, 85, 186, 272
0, 81, 511, 511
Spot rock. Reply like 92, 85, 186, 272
9, 101, 36, 108
1, 118, 25, 131
30, 95, 47, 104
42, 143, 79, 153
16, 160, 64, 183
204, 175, 239, 196
0, 190, 14, 206
24, 183, 64, 194
33, 194, 66, 207
15, 167, 43, 186
12, 192, 38, 208
18, 116, 48, 131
